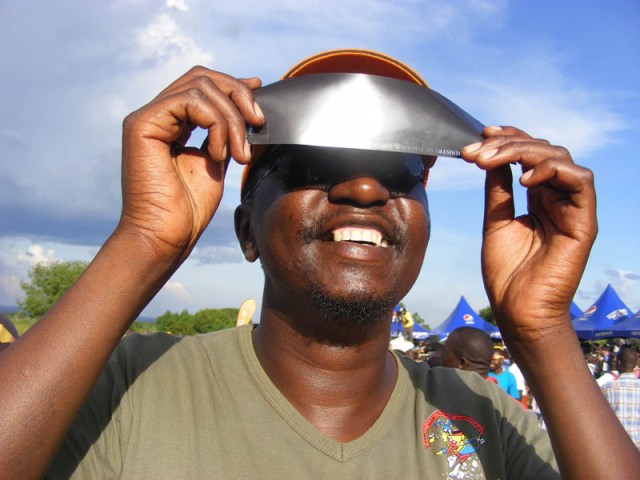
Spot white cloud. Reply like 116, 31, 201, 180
162, 281, 192, 301
478, 85, 625, 159
13, 245, 58, 267
166, 0, 189, 12
190, 245, 244, 264
126, 13, 211, 65
606, 268, 640, 283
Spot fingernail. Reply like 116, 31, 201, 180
521, 170, 533, 182
244, 138, 252, 160
462, 142, 482, 154
486, 126, 502, 132
478, 148, 498, 160
253, 101, 264, 120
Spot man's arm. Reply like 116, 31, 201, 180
0, 68, 264, 479
462, 126, 640, 479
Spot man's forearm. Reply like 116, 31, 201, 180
0, 228, 181, 479
507, 321, 640, 480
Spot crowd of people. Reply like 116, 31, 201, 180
392, 326, 640, 448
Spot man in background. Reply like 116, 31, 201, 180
489, 346, 520, 400
602, 346, 640, 448
442, 327, 495, 382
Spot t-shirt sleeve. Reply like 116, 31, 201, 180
45, 333, 180, 479
492, 385, 558, 479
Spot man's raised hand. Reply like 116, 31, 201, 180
462, 126, 597, 343
119, 68, 264, 263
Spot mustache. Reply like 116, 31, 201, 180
299, 208, 407, 255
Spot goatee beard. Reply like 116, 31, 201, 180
304, 279, 400, 346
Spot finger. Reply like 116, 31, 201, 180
482, 125, 535, 139
157, 69, 264, 125
126, 88, 235, 162
484, 164, 515, 233
520, 158, 595, 201
158, 73, 263, 163
464, 139, 571, 171
522, 159, 597, 246
462, 126, 548, 165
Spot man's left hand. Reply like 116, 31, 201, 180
462, 126, 597, 344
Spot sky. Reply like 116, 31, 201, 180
1, 0, 638, 327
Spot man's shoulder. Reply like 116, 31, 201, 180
111, 327, 245, 373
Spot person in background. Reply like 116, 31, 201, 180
597, 356, 619, 388
441, 327, 496, 383
398, 306, 414, 341
601, 346, 640, 449
508, 359, 529, 408
489, 346, 520, 400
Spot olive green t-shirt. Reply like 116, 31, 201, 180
48, 325, 558, 479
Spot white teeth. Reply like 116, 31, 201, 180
332, 227, 388, 248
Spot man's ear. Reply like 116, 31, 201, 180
234, 204, 259, 262
458, 356, 469, 370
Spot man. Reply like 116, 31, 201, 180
601, 346, 640, 448
0, 49, 638, 479
441, 327, 495, 381
489, 346, 520, 400
508, 360, 530, 408
399, 306, 415, 341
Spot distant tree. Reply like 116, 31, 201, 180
18, 261, 88, 317
478, 306, 497, 326
129, 320, 157, 334
412, 312, 431, 330
156, 309, 192, 335
156, 308, 239, 335
193, 308, 237, 333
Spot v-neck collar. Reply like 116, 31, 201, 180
237, 324, 410, 462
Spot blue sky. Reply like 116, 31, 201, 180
1, 0, 638, 326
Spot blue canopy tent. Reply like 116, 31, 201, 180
570, 301, 583, 320
390, 316, 434, 339
571, 284, 633, 340
432, 296, 500, 340
412, 322, 434, 340
602, 309, 640, 339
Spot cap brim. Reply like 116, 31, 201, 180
248, 73, 484, 158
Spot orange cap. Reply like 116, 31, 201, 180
282, 48, 428, 87
242, 49, 432, 197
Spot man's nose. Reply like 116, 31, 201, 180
327, 176, 391, 206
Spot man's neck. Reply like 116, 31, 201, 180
252, 309, 397, 442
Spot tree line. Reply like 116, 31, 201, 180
11, 260, 497, 336
11, 261, 238, 336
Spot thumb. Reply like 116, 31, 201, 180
484, 164, 515, 233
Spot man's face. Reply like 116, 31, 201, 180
243, 146, 431, 331
490, 352, 504, 372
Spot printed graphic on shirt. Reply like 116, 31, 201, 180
423, 410, 486, 478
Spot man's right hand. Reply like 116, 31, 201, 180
119, 67, 264, 263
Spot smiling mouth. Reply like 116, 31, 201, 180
331, 226, 389, 248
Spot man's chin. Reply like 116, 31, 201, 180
308, 282, 399, 333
